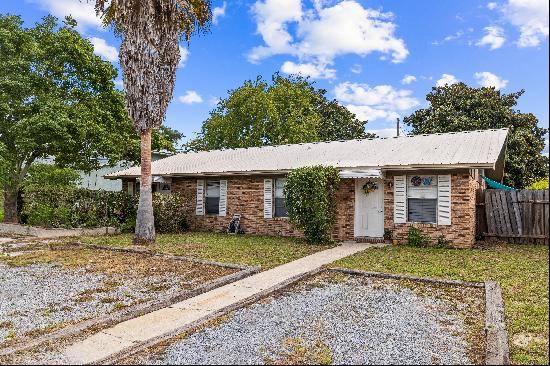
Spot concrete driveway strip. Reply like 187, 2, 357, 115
62, 241, 379, 364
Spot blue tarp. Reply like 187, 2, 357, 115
481, 176, 515, 190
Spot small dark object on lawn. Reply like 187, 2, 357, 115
227, 214, 244, 235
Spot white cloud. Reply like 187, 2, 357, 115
178, 46, 190, 68
474, 71, 509, 89
350, 64, 362, 74
178, 90, 203, 105
248, 0, 302, 63
248, 0, 408, 78
281, 61, 336, 79
401, 74, 417, 85
212, 1, 227, 25
432, 30, 465, 45
477, 26, 506, 50
436, 73, 459, 87
334, 82, 419, 122
503, 0, 549, 47
30, 0, 104, 32
487, 2, 498, 10
89, 37, 118, 62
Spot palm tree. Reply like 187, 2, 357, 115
94, 0, 211, 244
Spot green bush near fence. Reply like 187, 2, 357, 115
21, 186, 188, 233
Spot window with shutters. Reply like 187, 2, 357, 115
407, 175, 437, 224
274, 178, 288, 217
206, 180, 220, 215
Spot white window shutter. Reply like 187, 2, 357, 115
196, 179, 205, 216
394, 176, 407, 224
437, 175, 452, 225
219, 180, 227, 217
264, 179, 273, 219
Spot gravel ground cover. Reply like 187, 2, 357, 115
127, 271, 485, 365
0, 244, 236, 347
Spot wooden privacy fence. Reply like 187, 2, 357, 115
476, 189, 549, 244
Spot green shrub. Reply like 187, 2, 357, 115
21, 185, 187, 233
436, 235, 450, 249
383, 228, 393, 240
284, 165, 340, 244
152, 193, 188, 233
407, 226, 432, 247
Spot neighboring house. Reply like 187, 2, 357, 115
38, 151, 173, 191
106, 129, 508, 248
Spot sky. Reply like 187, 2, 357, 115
1, 0, 548, 155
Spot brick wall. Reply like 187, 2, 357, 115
122, 169, 480, 246
125, 175, 357, 241
383, 169, 481, 248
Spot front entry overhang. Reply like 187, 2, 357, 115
339, 169, 383, 179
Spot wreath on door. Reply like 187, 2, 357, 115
362, 181, 378, 195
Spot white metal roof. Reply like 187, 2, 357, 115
106, 129, 508, 179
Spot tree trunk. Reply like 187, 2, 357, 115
3, 184, 19, 223
134, 129, 155, 244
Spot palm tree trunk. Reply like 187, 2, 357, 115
3, 185, 18, 223
134, 128, 155, 244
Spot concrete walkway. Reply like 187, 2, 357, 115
62, 241, 380, 364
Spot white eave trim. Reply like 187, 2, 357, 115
339, 169, 383, 178
104, 163, 496, 180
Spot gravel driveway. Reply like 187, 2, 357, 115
0, 245, 236, 346
132, 272, 485, 365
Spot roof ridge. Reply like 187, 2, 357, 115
174, 128, 509, 155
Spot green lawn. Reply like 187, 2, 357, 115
333, 244, 549, 365
76, 232, 333, 270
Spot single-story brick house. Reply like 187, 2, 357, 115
106, 128, 508, 248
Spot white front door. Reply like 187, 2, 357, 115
354, 178, 384, 238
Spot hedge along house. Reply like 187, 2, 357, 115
106, 129, 508, 248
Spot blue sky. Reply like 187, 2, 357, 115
1, 0, 548, 154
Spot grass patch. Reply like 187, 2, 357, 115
265, 337, 333, 365
76, 232, 333, 269
0, 245, 234, 283
333, 244, 549, 365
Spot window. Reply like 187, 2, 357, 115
274, 178, 288, 217
206, 180, 220, 215
152, 182, 171, 194
407, 175, 437, 224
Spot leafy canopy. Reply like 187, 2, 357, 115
187, 74, 372, 151
403, 83, 548, 189
23, 164, 81, 188
527, 178, 549, 190
284, 166, 341, 244
0, 15, 182, 189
